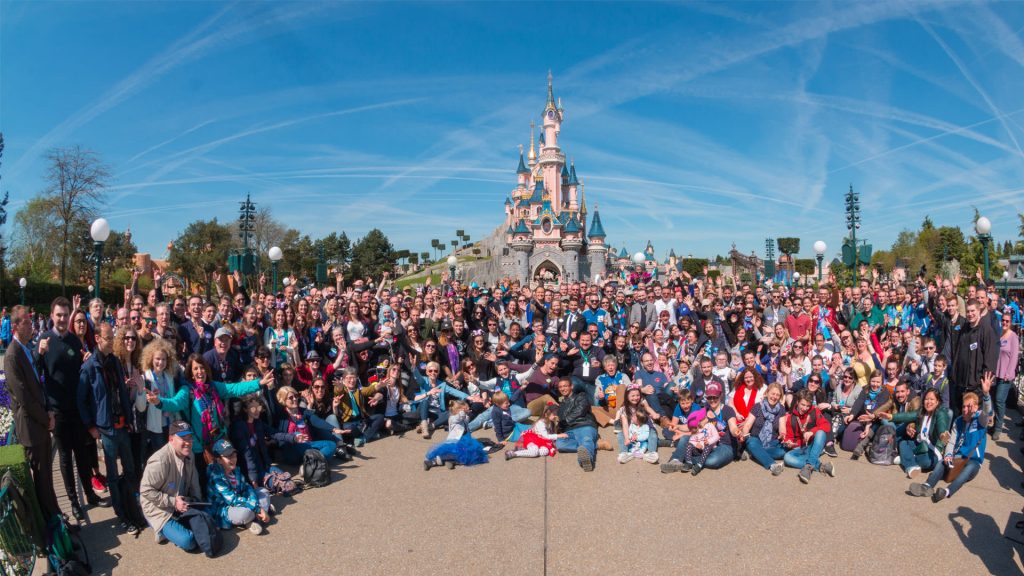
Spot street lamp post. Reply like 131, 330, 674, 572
268, 246, 283, 293
447, 255, 458, 282
845, 185, 861, 284
793, 271, 800, 288
1003, 270, 1010, 299
18, 278, 26, 306
975, 216, 992, 282
90, 218, 111, 300
814, 240, 827, 283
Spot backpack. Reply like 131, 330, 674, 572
180, 508, 222, 558
302, 449, 330, 488
868, 424, 898, 466
263, 466, 296, 496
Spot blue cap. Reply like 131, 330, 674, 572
212, 438, 235, 456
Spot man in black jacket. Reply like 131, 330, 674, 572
36, 297, 107, 519
554, 377, 599, 472
949, 299, 998, 414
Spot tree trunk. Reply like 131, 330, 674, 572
60, 223, 69, 296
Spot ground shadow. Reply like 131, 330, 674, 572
949, 506, 1024, 576
76, 517, 127, 574
988, 454, 1024, 496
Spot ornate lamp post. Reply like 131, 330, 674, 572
1003, 270, 1010, 299
975, 216, 992, 282
268, 246, 283, 293
18, 277, 26, 306
793, 271, 801, 288
447, 255, 458, 281
90, 218, 110, 299
845, 186, 861, 283
814, 240, 827, 283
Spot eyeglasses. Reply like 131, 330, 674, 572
123, 336, 137, 342
312, 385, 325, 389
286, 394, 298, 400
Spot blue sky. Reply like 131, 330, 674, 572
2, 1, 1023, 264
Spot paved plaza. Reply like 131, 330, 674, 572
64, 425, 1024, 575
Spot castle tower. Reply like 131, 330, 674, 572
587, 204, 608, 281
510, 219, 532, 282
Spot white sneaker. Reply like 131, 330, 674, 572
617, 452, 633, 464
770, 462, 784, 476
248, 522, 264, 535
643, 451, 659, 464
893, 456, 901, 466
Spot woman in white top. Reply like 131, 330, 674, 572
135, 338, 182, 460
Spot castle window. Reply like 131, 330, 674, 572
542, 218, 552, 234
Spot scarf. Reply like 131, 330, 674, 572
733, 384, 758, 419
192, 379, 226, 446
757, 400, 784, 445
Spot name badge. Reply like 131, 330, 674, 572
970, 342, 978, 351
582, 363, 591, 378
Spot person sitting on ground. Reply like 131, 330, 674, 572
424, 400, 488, 470
681, 411, 720, 475
207, 438, 271, 535
275, 386, 343, 464
663, 381, 739, 473
897, 388, 949, 479
229, 396, 294, 494
780, 389, 835, 483
664, 389, 700, 447
330, 367, 386, 447
910, 373, 993, 502
410, 360, 469, 438
616, 384, 661, 464
593, 355, 630, 428
741, 383, 788, 476
139, 421, 203, 551
842, 370, 891, 458
505, 402, 565, 460
553, 377, 600, 472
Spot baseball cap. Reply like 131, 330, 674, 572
214, 326, 233, 340
169, 420, 192, 437
705, 381, 723, 398
305, 350, 321, 361
212, 438, 235, 456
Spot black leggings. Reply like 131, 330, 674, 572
52, 415, 97, 506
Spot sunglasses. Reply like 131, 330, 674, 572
123, 336, 137, 342
286, 394, 298, 400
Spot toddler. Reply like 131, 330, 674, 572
683, 412, 720, 476
505, 403, 565, 459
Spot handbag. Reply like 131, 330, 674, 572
943, 457, 968, 483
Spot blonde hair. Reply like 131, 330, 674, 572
425, 361, 441, 374
140, 337, 178, 374
448, 399, 469, 415
276, 385, 299, 405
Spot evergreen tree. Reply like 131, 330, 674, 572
350, 229, 395, 281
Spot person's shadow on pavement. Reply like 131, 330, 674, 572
987, 454, 1024, 496
949, 506, 1024, 576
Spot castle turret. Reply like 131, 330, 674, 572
517, 145, 529, 188
587, 205, 608, 281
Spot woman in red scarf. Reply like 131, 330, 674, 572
729, 368, 765, 426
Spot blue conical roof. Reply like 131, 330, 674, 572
517, 153, 528, 174
618, 246, 628, 258
564, 215, 581, 234
569, 162, 579, 185
513, 219, 530, 235
561, 163, 570, 181
504, 196, 512, 206
588, 210, 606, 238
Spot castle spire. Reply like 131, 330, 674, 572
580, 180, 587, 214
546, 70, 555, 109
569, 160, 579, 185
517, 144, 528, 174
528, 121, 536, 164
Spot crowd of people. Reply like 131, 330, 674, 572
2, 263, 1021, 555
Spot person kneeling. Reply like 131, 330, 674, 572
208, 439, 271, 535
781, 390, 836, 484
139, 421, 203, 551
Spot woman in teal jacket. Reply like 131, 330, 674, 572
909, 372, 993, 502
148, 354, 274, 490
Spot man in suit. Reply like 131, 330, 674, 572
4, 305, 59, 517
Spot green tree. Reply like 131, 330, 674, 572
679, 258, 709, 278
42, 146, 110, 294
793, 258, 816, 276
315, 231, 351, 270
350, 229, 395, 281
168, 219, 233, 297
0, 134, 9, 305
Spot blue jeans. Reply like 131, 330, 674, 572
746, 436, 786, 470
99, 428, 136, 522
333, 414, 386, 444
897, 439, 939, 473
669, 435, 692, 461
555, 426, 598, 466
783, 430, 826, 471
994, 379, 1013, 434
279, 440, 336, 465
417, 401, 450, 428
159, 518, 196, 551
469, 404, 531, 432
703, 443, 734, 469
926, 458, 982, 496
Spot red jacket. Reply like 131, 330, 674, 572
782, 406, 830, 447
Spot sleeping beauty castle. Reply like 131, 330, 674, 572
492, 72, 611, 285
